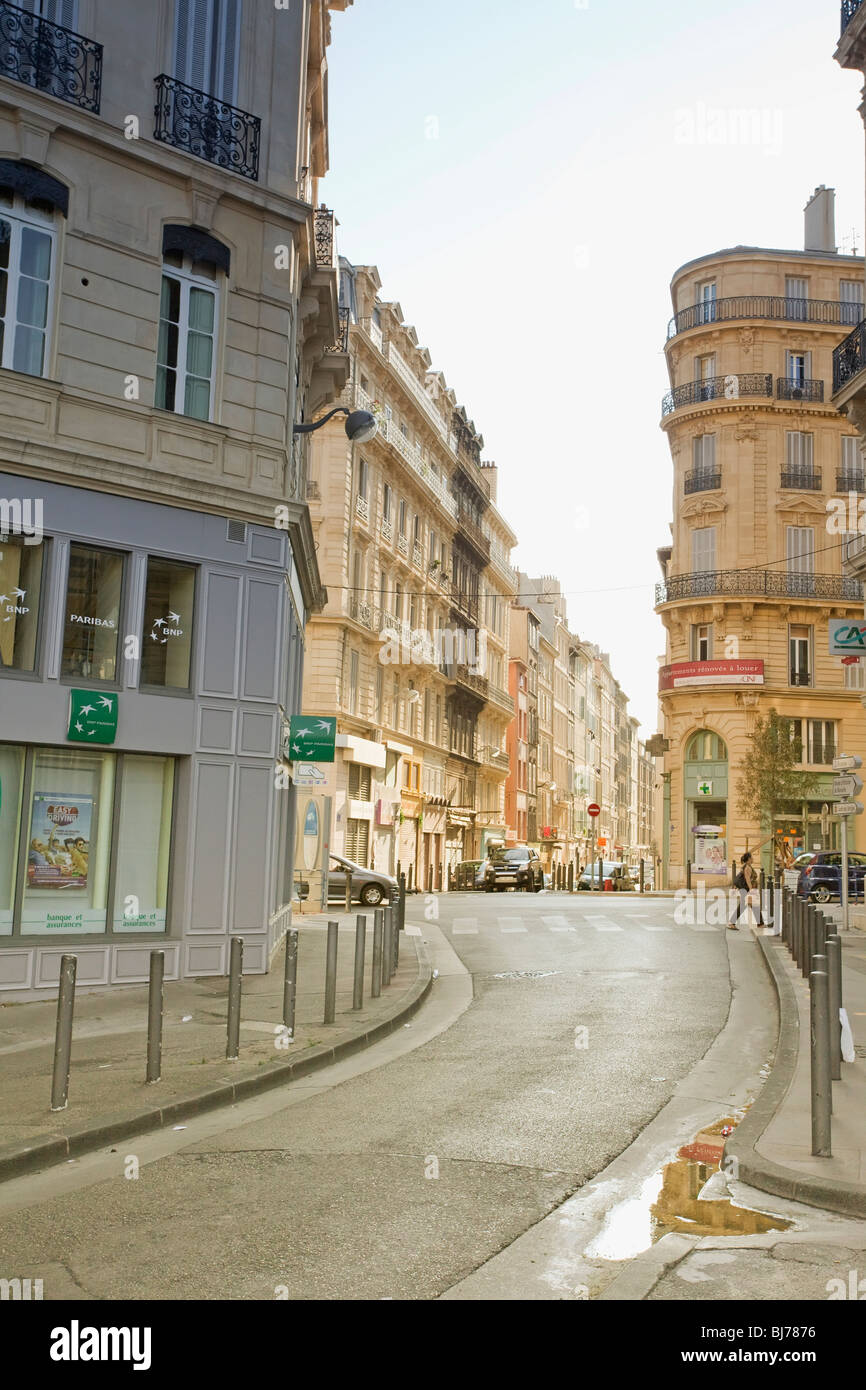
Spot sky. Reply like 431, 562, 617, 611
320, 0, 865, 737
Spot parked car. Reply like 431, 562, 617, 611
577, 860, 622, 890
454, 859, 483, 891
628, 865, 654, 889
797, 850, 866, 903
481, 846, 544, 892
327, 854, 398, 907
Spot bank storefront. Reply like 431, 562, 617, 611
0, 472, 306, 999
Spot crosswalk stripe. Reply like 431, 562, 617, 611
644, 925, 672, 932
542, 915, 570, 926
548, 925, 578, 933
593, 922, 624, 932
499, 923, 528, 933
452, 919, 479, 934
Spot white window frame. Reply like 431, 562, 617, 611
174, 0, 242, 105
692, 434, 716, 474
786, 526, 814, 575
841, 278, 864, 327
786, 431, 814, 475
788, 624, 812, 687
691, 623, 712, 662
841, 436, 861, 482
691, 526, 716, 574
0, 191, 57, 379
156, 252, 220, 423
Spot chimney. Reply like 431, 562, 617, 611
804, 186, 836, 254
480, 460, 498, 503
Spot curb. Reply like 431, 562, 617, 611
0, 940, 433, 1184
724, 933, 866, 1219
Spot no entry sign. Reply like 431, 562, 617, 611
587, 803, 600, 818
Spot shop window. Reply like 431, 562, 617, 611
0, 188, 57, 377
112, 756, 174, 932
155, 251, 219, 422
0, 535, 44, 672
61, 544, 124, 682
20, 746, 115, 935
141, 556, 195, 689
0, 745, 24, 934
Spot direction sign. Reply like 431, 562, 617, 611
286, 716, 336, 763
832, 775, 863, 798
292, 763, 327, 788
587, 802, 600, 818
833, 754, 863, 772
833, 801, 865, 816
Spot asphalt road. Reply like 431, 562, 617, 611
0, 892, 734, 1301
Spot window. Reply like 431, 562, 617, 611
391, 674, 399, 727
789, 624, 812, 687
344, 818, 369, 864
141, 557, 195, 690
357, 458, 368, 501
379, 568, 387, 612
398, 499, 407, 537
786, 351, 810, 387
61, 544, 124, 682
348, 650, 359, 714
844, 661, 866, 690
0, 189, 56, 377
155, 252, 219, 422
691, 623, 712, 662
19, 2, 78, 22
0, 745, 24, 934
786, 431, 814, 477
429, 529, 437, 567
685, 730, 727, 761
786, 276, 808, 319
692, 433, 716, 475
375, 666, 383, 721
394, 582, 402, 620
696, 280, 716, 323
413, 513, 420, 545
0, 535, 44, 673
786, 527, 814, 599
841, 278, 864, 326
174, 0, 242, 104
695, 355, 716, 397
348, 762, 371, 801
841, 436, 861, 483
383, 483, 392, 521
786, 718, 836, 764
112, 756, 174, 931
691, 526, 716, 573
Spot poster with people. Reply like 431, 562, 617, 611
693, 826, 727, 875
27, 795, 93, 890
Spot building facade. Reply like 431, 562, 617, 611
656, 189, 865, 889
0, 0, 350, 998
302, 259, 517, 891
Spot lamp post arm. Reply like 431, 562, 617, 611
292, 406, 349, 435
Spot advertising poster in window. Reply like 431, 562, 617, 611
27, 794, 93, 890
693, 831, 727, 875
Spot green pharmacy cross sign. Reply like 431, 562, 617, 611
287, 715, 336, 763
67, 690, 119, 745
698, 780, 713, 796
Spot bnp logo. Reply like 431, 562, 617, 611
67, 690, 119, 745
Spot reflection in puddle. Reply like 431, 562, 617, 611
583, 1118, 791, 1262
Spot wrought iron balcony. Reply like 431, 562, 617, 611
776, 377, 824, 403
842, 1, 864, 33
789, 671, 812, 687
450, 586, 479, 624
668, 296, 859, 340
662, 373, 772, 416
154, 74, 260, 181
454, 664, 489, 699
313, 207, 336, 268
487, 684, 516, 716
684, 469, 721, 494
456, 508, 491, 564
656, 569, 862, 605
780, 469, 822, 490
0, 0, 102, 111
838, 471, 866, 492
833, 318, 866, 393
326, 306, 350, 355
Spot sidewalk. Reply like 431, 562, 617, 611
725, 919, 866, 1216
0, 913, 430, 1181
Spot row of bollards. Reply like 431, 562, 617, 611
48, 876, 411, 1110
780, 887, 846, 1158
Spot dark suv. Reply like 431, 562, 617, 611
797, 850, 866, 903
482, 846, 544, 892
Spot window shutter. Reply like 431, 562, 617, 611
219, 0, 242, 105
842, 437, 860, 478
786, 527, 814, 575
691, 526, 716, 573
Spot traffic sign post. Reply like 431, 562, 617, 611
832, 755, 863, 932
587, 804, 600, 892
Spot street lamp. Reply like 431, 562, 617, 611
293, 406, 378, 443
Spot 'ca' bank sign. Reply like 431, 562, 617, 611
829, 619, 866, 657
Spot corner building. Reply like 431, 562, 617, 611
656, 189, 865, 887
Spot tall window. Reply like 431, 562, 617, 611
692, 434, 716, 477
786, 431, 814, 479
789, 624, 812, 687
691, 526, 716, 575
844, 661, 866, 690
347, 762, 371, 801
357, 458, 368, 501
786, 350, 810, 387
841, 278, 864, 327
141, 557, 195, 690
786, 276, 809, 320
382, 483, 391, 521
174, 0, 242, 103
691, 623, 712, 662
0, 189, 56, 377
695, 355, 716, 398
696, 279, 716, 324
155, 251, 219, 421
841, 436, 862, 484
398, 499, 407, 538
61, 545, 124, 682
348, 650, 359, 714
0, 536, 44, 673
786, 527, 814, 599
375, 666, 383, 721
786, 718, 836, 764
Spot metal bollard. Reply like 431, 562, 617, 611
399, 873, 406, 933
372, 908, 384, 996
323, 919, 339, 1024
393, 899, 400, 970
802, 902, 813, 979
639, 859, 645, 893
145, 950, 164, 1084
345, 871, 352, 914
427, 863, 433, 894
50, 954, 78, 1111
226, 936, 244, 1061
352, 914, 366, 1011
810, 962, 832, 1156
382, 906, 393, 985
282, 927, 299, 1034
826, 935, 843, 1082
791, 893, 800, 964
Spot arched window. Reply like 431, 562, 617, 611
686, 730, 728, 761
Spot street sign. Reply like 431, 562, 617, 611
832, 754, 863, 771
832, 775, 864, 798
67, 690, 119, 745
587, 802, 600, 818
833, 802, 865, 816
286, 716, 336, 763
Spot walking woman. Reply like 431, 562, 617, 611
729, 851, 763, 929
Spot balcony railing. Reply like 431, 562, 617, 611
456, 508, 491, 564
789, 672, 812, 687
656, 569, 862, 604
776, 377, 824, 403
326, 306, 350, 355
381, 516, 393, 542
842, 1, 864, 33
668, 296, 860, 340
0, 1, 102, 111
154, 75, 260, 180
487, 683, 516, 716
780, 469, 822, 490
313, 206, 337, 268
833, 318, 866, 393
662, 373, 772, 416
450, 587, 479, 624
413, 541, 423, 568
684, 469, 721, 494
454, 664, 489, 699
838, 472, 866, 492
355, 494, 369, 522
397, 534, 409, 557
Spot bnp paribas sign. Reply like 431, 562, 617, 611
67, 690, 119, 745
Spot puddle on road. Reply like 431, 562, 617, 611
583, 1117, 791, 1262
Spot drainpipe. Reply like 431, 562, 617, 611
662, 771, 671, 891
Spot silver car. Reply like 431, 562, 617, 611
327, 854, 398, 907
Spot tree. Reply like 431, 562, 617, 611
736, 709, 818, 838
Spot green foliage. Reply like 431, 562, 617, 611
736, 709, 818, 828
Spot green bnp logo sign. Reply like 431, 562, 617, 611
67, 690, 119, 745
287, 715, 336, 763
